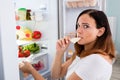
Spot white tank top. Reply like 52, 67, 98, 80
65, 54, 112, 80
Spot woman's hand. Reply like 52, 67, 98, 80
56, 37, 70, 54
19, 61, 34, 74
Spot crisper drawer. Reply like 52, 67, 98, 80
32, 53, 49, 73
43, 71, 51, 80
24, 53, 49, 80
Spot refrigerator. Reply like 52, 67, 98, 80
0, 0, 20, 80
13, 0, 59, 80
0, 0, 107, 80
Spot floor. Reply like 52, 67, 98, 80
110, 53, 120, 80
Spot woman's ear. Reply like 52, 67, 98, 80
97, 27, 105, 37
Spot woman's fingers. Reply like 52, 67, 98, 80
57, 38, 70, 48
56, 37, 70, 52
19, 62, 25, 68
19, 61, 33, 74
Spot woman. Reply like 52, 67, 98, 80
19, 9, 115, 80
51, 9, 115, 80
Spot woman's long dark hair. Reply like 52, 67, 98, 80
72, 9, 115, 60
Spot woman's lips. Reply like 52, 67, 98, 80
77, 36, 82, 38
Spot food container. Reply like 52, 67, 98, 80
25, 53, 48, 72
18, 8, 27, 21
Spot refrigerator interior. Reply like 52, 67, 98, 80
13, 0, 58, 80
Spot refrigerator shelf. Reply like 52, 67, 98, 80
16, 39, 49, 46
66, 0, 98, 8
16, 20, 36, 29
18, 52, 48, 63
16, 40, 40, 45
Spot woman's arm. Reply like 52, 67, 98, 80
51, 38, 73, 78
29, 66, 45, 80
51, 53, 73, 79
67, 72, 82, 80
19, 61, 45, 80
51, 37, 72, 79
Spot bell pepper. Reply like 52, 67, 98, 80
32, 31, 42, 39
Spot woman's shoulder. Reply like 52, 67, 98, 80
83, 54, 112, 65
74, 54, 112, 80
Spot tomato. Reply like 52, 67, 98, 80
18, 46, 22, 52
18, 52, 24, 58
16, 26, 21, 30
18, 50, 30, 58
23, 50, 30, 57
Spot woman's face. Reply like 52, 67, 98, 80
77, 14, 99, 45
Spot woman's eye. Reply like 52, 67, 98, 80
77, 24, 80, 28
83, 25, 89, 29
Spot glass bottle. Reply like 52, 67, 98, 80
26, 9, 31, 20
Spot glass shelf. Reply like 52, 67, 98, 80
18, 52, 48, 63
16, 40, 40, 45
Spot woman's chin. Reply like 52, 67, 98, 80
77, 42, 84, 45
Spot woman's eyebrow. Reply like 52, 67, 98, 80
82, 23, 89, 25
77, 23, 90, 26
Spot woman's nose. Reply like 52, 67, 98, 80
77, 27, 83, 33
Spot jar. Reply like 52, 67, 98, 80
18, 8, 27, 21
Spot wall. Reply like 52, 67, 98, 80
106, 0, 120, 53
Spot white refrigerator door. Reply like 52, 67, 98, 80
0, 36, 4, 80
0, 0, 20, 80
